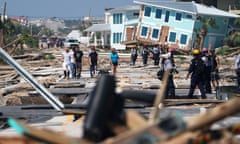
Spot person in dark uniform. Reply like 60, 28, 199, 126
130, 47, 138, 65
141, 45, 150, 66
186, 49, 206, 99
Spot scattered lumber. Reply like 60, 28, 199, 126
8, 118, 90, 144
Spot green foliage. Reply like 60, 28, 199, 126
0, 58, 6, 64
234, 18, 240, 25
224, 37, 232, 47
233, 35, 240, 47
216, 46, 230, 55
224, 32, 240, 47
44, 53, 55, 60
175, 55, 186, 61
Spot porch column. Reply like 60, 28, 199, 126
94, 32, 97, 48
101, 32, 104, 48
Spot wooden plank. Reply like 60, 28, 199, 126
8, 118, 91, 144
125, 111, 147, 130
61, 109, 86, 115
0, 136, 38, 144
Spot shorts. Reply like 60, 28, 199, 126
75, 62, 82, 69
112, 62, 118, 66
211, 71, 220, 81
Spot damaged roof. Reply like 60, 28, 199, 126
106, 5, 140, 13
134, 0, 240, 17
84, 24, 110, 32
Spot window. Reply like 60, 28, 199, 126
152, 29, 159, 39
141, 26, 148, 37
144, 7, 151, 17
113, 32, 122, 44
155, 9, 162, 19
180, 34, 188, 44
175, 13, 182, 21
133, 12, 139, 16
113, 13, 123, 24
186, 14, 192, 19
165, 11, 170, 23
169, 32, 176, 42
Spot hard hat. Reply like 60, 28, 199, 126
202, 48, 208, 52
168, 47, 174, 52
192, 49, 200, 55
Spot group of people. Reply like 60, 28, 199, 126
185, 48, 220, 99
62, 47, 119, 79
62, 46, 84, 79
160, 47, 220, 99
153, 46, 220, 99
60, 44, 240, 100
130, 44, 164, 66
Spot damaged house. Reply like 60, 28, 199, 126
84, 0, 240, 50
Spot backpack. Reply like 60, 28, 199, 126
157, 69, 164, 80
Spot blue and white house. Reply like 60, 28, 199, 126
133, 0, 240, 50
84, 5, 140, 50
107, 5, 140, 50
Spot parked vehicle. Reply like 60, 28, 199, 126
63, 38, 80, 48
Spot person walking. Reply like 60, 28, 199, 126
74, 46, 84, 79
201, 48, 212, 93
69, 48, 76, 79
130, 47, 138, 66
235, 53, 240, 88
141, 45, 150, 66
152, 44, 161, 66
186, 49, 206, 99
109, 48, 119, 75
209, 49, 220, 91
160, 47, 177, 99
62, 47, 71, 79
88, 47, 98, 78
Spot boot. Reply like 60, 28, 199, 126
67, 71, 70, 79
63, 71, 67, 79
77, 72, 81, 79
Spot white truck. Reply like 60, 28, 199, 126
63, 38, 80, 48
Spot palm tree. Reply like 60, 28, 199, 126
230, 18, 240, 46
197, 16, 219, 51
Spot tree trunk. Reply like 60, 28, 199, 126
200, 28, 207, 51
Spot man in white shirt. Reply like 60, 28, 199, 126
62, 47, 71, 79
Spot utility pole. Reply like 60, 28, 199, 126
0, 0, 6, 47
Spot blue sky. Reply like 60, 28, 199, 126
3, 0, 134, 19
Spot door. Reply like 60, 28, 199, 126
126, 27, 134, 41
160, 26, 170, 44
